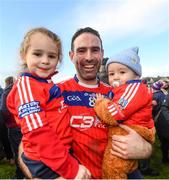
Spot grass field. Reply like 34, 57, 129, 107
144, 137, 169, 179
0, 159, 15, 179
0, 137, 169, 179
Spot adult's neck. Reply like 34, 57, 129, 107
76, 75, 98, 85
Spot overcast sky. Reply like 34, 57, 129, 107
0, 0, 168, 87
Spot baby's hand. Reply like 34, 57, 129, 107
96, 93, 104, 100
95, 93, 104, 103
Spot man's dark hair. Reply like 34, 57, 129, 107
71, 27, 103, 51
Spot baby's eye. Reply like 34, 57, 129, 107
120, 71, 126, 74
108, 72, 114, 76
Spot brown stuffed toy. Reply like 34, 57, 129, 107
94, 97, 155, 179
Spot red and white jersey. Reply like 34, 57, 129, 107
7, 73, 79, 179
58, 75, 113, 178
108, 80, 154, 128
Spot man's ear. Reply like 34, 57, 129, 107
101, 49, 104, 64
102, 49, 104, 57
69, 51, 74, 63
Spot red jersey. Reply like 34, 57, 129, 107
58, 75, 113, 178
7, 73, 79, 179
108, 80, 154, 128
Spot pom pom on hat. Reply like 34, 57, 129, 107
151, 81, 163, 91
106, 47, 142, 77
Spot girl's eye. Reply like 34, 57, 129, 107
48, 55, 56, 59
108, 73, 114, 76
33, 52, 42, 57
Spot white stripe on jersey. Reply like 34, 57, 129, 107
21, 77, 38, 129
119, 83, 140, 109
127, 83, 140, 103
120, 83, 133, 100
17, 78, 32, 131
26, 77, 43, 127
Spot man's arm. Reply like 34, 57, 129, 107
18, 143, 91, 179
110, 124, 152, 159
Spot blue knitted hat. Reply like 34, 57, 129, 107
106, 47, 142, 77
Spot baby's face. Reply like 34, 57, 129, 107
107, 63, 139, 87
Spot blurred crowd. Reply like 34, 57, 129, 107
0, 76, 24, 179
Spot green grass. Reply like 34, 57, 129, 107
0, 137, 168, 179
144, 137, 169, 179
0, 159, 15, 179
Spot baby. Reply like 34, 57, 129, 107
94, 47, 155, 179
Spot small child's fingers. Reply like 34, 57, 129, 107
95, 94, 105, 104
96, 93, 99, 99
96, 93, 103, 99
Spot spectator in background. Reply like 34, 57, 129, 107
0, 86, 3, 106
0, 85, 5, 159
152, 81, 166, 120
161, 78, 169, 95
1, 76, 25, 179
0, 83, 14, 163
156, 92, 169, 164
140, 78, 169, 176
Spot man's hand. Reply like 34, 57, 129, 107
110, 124, 152, 159
74, 164, 91, 179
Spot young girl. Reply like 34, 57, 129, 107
94, 47, 155, 179
7, 27, 90, 179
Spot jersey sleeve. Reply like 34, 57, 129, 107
94, 97, 119, 126
7, 76, 79, 178
107, 83, 152, 121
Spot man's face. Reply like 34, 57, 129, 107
69, 33, 104, 84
